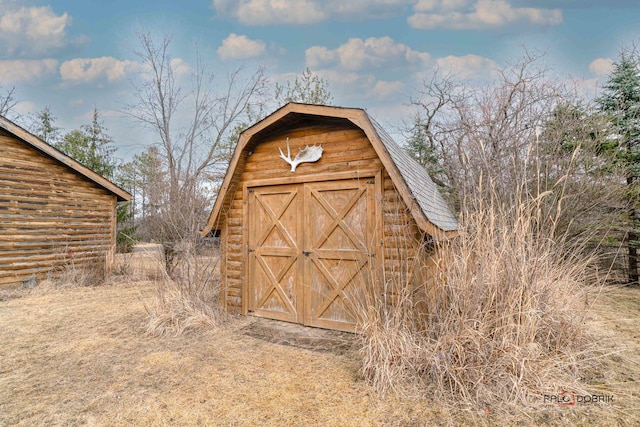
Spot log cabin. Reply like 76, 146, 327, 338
0, 115, 131, 288
201, 103, 457, 332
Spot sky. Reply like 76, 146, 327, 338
1, 0, 639, 162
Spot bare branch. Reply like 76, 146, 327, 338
126, 31, 268, 274
0, 85, 17, 117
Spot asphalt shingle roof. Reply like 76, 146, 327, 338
370, 117, 458, 232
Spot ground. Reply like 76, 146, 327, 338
0, 253, 638, 426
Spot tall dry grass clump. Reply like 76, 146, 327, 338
358, 183, 595, 410
144, 240, 228, 336
34, 247, 107, 289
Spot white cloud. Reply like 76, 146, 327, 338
314, 69, 376, 88
408, 0, 562, 30
0, 5, 72, 55
589, 57, 614, 77
305, 46, 336, 68
60, 57, 140, 84
217, 33, 266, 60
0, 59, 58, 83
170, 58, 191, 78
414, 0, 470, 12
305, 37, 499, 104
211, 0, 412, 25
212, 0, 325, 25
434, 54, 499, 79
306, 37, 430, 71
322, 0, 414, 19
370, 80, 405, 99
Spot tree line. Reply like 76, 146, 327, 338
406, 48, 640, 285
2, 32, 639, 285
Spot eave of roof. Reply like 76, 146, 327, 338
0, 115, 131, 202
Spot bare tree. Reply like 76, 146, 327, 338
0, 84, 17, 117
410, 52, 626, 256
412, 54, 566, 200
128, 32, 268, 272
406, 71, 468, 207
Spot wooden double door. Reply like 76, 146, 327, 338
246, 178, 377, 332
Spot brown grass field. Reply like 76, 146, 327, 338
0, 250, 639, 426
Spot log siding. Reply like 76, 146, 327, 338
216, 121, 424, 313
0, 126, 127, 288
202, 104, 456, 329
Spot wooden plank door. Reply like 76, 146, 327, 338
247, 184, 302, 323
303, 179, 375, 332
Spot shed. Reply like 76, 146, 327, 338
0, 115, 131, 288
201, 103, 457, 332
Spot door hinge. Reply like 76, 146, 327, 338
247, 248, 255, 253
366, 179, 375, 184
248, 189, 254, 194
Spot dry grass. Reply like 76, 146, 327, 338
144, 277, 228, 336
579, 285, 640, 424
33, 252, 108, 290
139, 241, 229, 336
0, 252, 638, 426
356, 189, 617, 420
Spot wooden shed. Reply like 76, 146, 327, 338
0, 115, 131, 288
201, 103, 457, 332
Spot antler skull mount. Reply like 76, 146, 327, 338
278, 138, 323, 172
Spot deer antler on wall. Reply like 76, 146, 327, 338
278, 138, 323, 172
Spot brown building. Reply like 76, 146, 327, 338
0, 115, 131, 288
201, 103, 457, 332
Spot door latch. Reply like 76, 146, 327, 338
302, 251, 311, 257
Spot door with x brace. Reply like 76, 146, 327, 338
303, 180, 374, 331
247, 179, 375, 332
247, 184, 302, 323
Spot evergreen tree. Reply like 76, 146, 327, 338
56, 108, 117, 179
406, 114, 445, 187
597, 48, 640, 285
119, 146, 167, 242
54, 109, 133, 252
31, 106, 61, 145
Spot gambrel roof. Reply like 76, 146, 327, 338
201, 103, 457, 239
0, 115, 131, 202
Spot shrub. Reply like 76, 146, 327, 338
143, 240, 228, 336
358, 184, 595, 411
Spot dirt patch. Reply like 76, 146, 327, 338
242, 317, 356, 355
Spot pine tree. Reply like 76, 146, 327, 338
54, 109, 132, 252
56, 108, 116, 179
597, 48, 640, 286
404, 113, 455, 209
406, 114, 445, 185
31, 106, 61, 145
